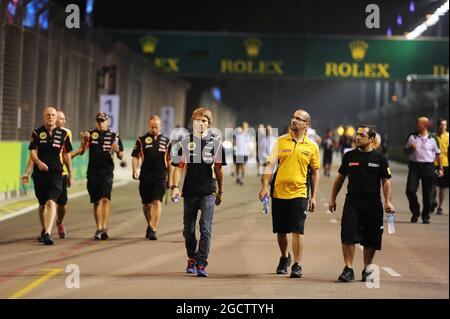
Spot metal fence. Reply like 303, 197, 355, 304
0, 1, 189, 141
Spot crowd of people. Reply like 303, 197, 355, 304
21, 105, 448, 280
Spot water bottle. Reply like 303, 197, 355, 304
261, 196, 270, 214
386, 213, 395, 234
172, 194, 180, 203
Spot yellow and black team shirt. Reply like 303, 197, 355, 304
86, 129, 124, 178
267, 133, 320, 199
338, 149, 391, 202
131, 133, 170, 181
171, 133, 227, 198
61, 128, 73, 176
29, 125, 73, 176
434, 132, 449, 167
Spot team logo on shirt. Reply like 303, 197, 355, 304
39, 132, 47, 139
349, 162, 360, 166
92, 132, 99, 140
187, 142, 197, 151
368, 163, 380, 167
145, 137, 153, 144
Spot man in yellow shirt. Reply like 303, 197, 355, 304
259, 109, 320, 278
433, 119, 449, 215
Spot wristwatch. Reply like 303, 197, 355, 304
170, 185, 179, 190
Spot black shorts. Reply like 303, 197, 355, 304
33, 173, 63, 206
87, 175, 113, 203
272, 197, 308, 234
341, 199, 384, 250
437, 167, 449, 188
56, 175, 68, 206
139, 178, 166, 204
323, 151, 333, 165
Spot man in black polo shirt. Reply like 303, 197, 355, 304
132, 115, 171, 240
80, 112, 124, 240
329, 125, 395, 282
170, 107, 226, 277
28, 106, 73, 245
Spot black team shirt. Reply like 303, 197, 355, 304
131, 133, 170, 181
86, 129, 123, 178
171, 132, 227, 198
338, 149, 391, 201
29, 125, 73, 176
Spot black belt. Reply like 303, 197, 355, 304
410, 161, 434, 166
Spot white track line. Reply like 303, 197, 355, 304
0, 180, 130, 223
382, 267, 402, 277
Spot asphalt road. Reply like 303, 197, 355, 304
0, 161, 448, 299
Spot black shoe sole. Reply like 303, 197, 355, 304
290, 273, 302, 278
276, 270, 288, 275
338, 277, 354, 282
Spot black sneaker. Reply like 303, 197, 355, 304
411, 215, 419, 223
290, 263, 302, 278
145, 226, 152, 239
276, 253, 292, 274
361, 267, 374, 282
431, 201, 438, 213
37, 229, 45, 242
437, 208, 443, 215
42, 233, 54, 245
100, 229, 109, 240
148, 228, 157, 240
338, 266, 354, 282
422, 218, 430, 224
93, 229, 102, 240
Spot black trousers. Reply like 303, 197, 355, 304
406, 162, 435, 220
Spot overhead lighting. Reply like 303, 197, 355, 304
406, 0, 449, 39
397, 14, 403, 26
410, 1, 415, 13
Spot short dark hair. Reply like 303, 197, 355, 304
358, 125, 377, 139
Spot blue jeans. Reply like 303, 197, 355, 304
183, 195, 216, 266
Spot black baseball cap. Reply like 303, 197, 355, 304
95, 112, 109, 121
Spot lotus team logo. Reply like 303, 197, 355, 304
243, 38, 262, 58
145, 136, 153, 144
140, 35, 159, 54
349, 40, 369, 61
92, 132, 99, 140
187, 142, 196, 151
39, 132, 47, 139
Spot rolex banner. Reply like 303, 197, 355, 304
109, 31, 449, 80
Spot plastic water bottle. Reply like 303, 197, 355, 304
261, 196, 270, 214
172, 194, 180, 203
386, 213, 395, 234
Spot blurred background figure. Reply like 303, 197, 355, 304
322, 129, 334, 177
233, 121, 251, 185
381, 133, 389, 159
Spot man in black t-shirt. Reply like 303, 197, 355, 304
28, 106, 73, 245
132, 115, 171, 240
329, 125, 395, 283
80, 112, 124, 240
170, 107, 226, 277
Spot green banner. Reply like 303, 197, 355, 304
110, 31, 449, 80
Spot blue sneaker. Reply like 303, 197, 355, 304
196, 265, 208, 277
186, 258, 196, 274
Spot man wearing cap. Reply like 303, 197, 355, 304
80, 112, 124, 239
404, 116, 443, 224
